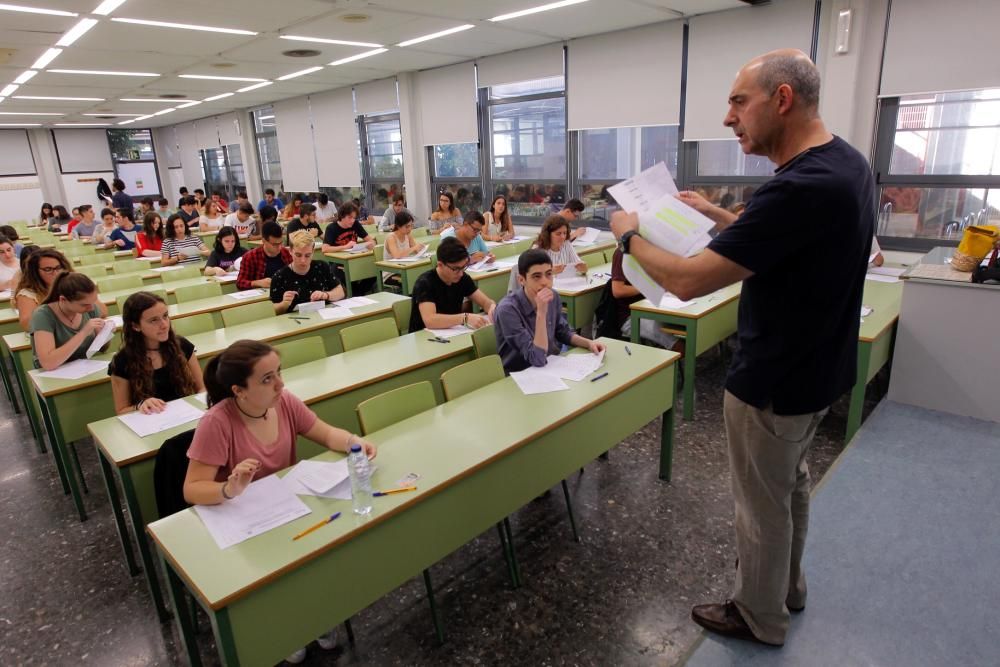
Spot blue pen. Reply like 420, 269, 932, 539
590, 372, 609, 382
292, 512, 342, 540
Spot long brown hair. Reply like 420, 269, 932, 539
14, 249, 72, 302
489, 195, 513, 234
536, 214, 570, 251
204, 340, 275, 407
142, 211, 164, 243
118, 292, 197, 403
41, 272, 96, 305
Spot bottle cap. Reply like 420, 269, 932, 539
350, 444, 362, 453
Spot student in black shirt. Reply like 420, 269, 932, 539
176, 195, 199, 227
408, 237, 496, 333
610, 50, 874, 648
284, 203, 322, 245
321, 202, 374, 253
269, 230, 344, 314
204, 226, 247, 276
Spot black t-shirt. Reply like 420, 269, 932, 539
268, 261, 341, 310
707, 136, 875, 415
205, 246, 247, 271
323, 220, 369, 248
409, 268, 477, 333
177, 208, 199, 225
285, 218, 322, 244
264, 253, 287, 278
108, 337, 195, 402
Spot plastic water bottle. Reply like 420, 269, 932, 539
348, 444, 373, 515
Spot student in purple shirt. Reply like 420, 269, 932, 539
493, 249, 604, 374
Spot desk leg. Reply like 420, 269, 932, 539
846, 342, 872, 443
375, 269, 384, 292
120, 472, 170, 621
214, 608, 241, 666
629, 312, 641, 344
565, 299, 577, 331
659, 375, 676, 482
682, 320, 698, 421
10, 353, 45, 453
162, 558, 203, 667
37, 396, 87, 521
342, 262, 353, 297
1, 355, 20, 413
97, 451, 140, 577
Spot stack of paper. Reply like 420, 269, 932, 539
868, 266, 906, 278
193, 475, 312, 549
36, 358, 108, 380
317, 306, 354, 321
425, 325, 473, 339
542, 349, 605, 382
86, 322, 116, 358
335, 296, 377, 308
571, 227, 601, 246
228, 289, 265, 300
865, 272, 899, 283
468, 257, 496, 272
151, 265, 185, 273
282, 459, 352, 500
293, 300, 325, 313
658, 294, 696, 309
117, 398, 204, 437
553, 275, 591, 292
346, 243, 369, 254
215, 274, 238, 284
510, 366, 569, 395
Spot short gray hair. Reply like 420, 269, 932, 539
756, 54, 821, 112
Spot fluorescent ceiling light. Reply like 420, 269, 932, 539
329, 48, 387, 66
397, 24, 474, 47
179, 74, 266, 82
203, 92, 234, 102
119, 97, 189, 103
279, 35, 381, 48
13, 70, 37, 84
238, 81, 272, 93
54, 122, 110, 126
489, 0, 589, 22
0, 111, 63, 115
153, 108, 175, 116
50, 69, 158, 76
111, 17, 257, 36
0, 123, 41, 126
0, 4, 77, 17
277, 66, 323, 81
31, 48, 62, 70
56, 18, 98, 47
134, 114, 154, 121
83, 112, 144, 117
92, 0, 127, 16
175, 100, 202, 109
0, 84, 18, 97
117, 119, 135, 125
16, 95, 104, 101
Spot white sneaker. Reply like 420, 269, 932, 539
285, 647, 307, 664
317, 628, 338, 650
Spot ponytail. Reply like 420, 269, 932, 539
204, 339, 274, 407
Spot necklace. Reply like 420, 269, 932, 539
235, 400, 268, 420
56, 301, 79, 327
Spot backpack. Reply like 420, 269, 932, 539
594, 279, 625, 340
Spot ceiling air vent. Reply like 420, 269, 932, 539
282, 49, 322, 58
339, 14, 370, 23
159, 94, 187, 99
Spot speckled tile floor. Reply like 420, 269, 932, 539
0, 350, 884, 666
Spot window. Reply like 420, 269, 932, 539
108, 128, 154, 162
360, 113, 403, 216
873, 89, 1000, 247
252, 106, 282, 195
430, 143, 483, 215
200, 144, 245, 203
697, 139, 775, 177
107, 128, 161, 197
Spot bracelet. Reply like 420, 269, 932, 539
221, 482, 234, 500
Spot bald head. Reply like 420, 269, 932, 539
742, 49, 821, 114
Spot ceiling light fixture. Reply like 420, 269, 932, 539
54, 122, 110, 126
110, 17, 257, 36
50, 69, 159, 76
92, 0, 127, 15
56, 18, 98, 47
279, 35, 381, 48
0, 111, 63, 115
117, 119, 135, 125
13, 70, 37, 84
328, 48, 387, 66
134, 114, 154, 121
277, 66, 323, 81
0, 84, 18, 97
489, 0, 589, 22
0, 4, 77, 17
30, 48, 62, 70
0, 123, 42, 126
16, 95, 104, 101
397, 24, 474, 47
153, 108, 175, 116
203, 92, 234, 102
237, 81, 272, 93
179, 74, 266, 82
83, 112, 144, 116
175, 100, 202, 109
119, 97, 189, 102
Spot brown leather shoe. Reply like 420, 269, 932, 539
691, 600, 782, 646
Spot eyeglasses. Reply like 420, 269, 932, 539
39, 266, 64, 274
445, 261, 470, 273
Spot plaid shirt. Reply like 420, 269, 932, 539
236, 245, 291, 290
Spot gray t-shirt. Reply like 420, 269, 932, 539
29, 302, 102, 368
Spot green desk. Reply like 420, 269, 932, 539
846, 278, 903, 442
374, 257, 432, 295
99, 275, 238, 309
0, 310, 23, 412
629, 282, 741, 420
148, 338, 677, 666
324, 249, 378, 297
27, 292, 408, 522
89, 329, 476, 622
554, 262, 612, 331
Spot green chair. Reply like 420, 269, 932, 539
97, 274, 144, 293
583, 252, 605, 269
338, 318, 398, 352
391, 299, 411, 335
412, 227, 429, 238
173, 282, 222, 303
440, 355, 504, 401
471, 325, 497, 358
76, 264, 108, 280
112, 259, 147, 274
160, 264, 202, 281
273, 336, 325, 368
221, 300, 275, 328
603, 249, 616, 263
171, 312, 215, 338
75, 254, 106, 266
115, 288, 168, 314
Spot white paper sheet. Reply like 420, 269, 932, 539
867, 266, 906, 277
136, 256, 158, 262
865, 273, 899, 283
117, 398, 204, 437
193, 475, 312, 550
85, 321, 116, 358
571, 227, 601, 246
228, 289, 265, 300
214, 274, 238, 284
658, 294, 697, 309
317, 306, 354, 320
606, 162, 679, 213
468, 257, 497, 272
151, 265, 185, 273
0, 289, 11, 300
346, 243, 369, 254
860, 306, 873, 317
510, 366, 570, 395
553, 275, 591, 292
36, 358, 109, 380
335, 296, 377, 309
283, 459, 351, 495
294, 300, 325, 313
541, 349, 605, 382
425, 325, 472, 339
193, 391, 207, 405
107, 314, 124, 330
468, 259, 514, 274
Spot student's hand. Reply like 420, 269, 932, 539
226, 458, 261, 498
486, 253, 496, 263
535, 287, 555, 308
873, 252, 884, 267
254, 278, 272, 288
587, 340, 606, 355
570, 227, 585, 241
676, 190, 713, 214
310, 228, 320, 238
281, 291, 297, 306
501, 231, 513, 241
610, 211, 640, 239
487, 302, 496, 321
137, 397, 167, 414
85, 318, 106, 335
365, 239, 375, 249
467, 313, 490, 329
470, 252, 485, 263
552, 264, 566, 275
575, 262, 587, 274
309, 290, 327, 302
115, 239, 125, 247
351, 437, 377, 460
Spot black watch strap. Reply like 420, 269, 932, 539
620, 230, 640, 254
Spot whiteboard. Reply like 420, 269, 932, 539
0, 130, 37, 175
116, 162, 161, 197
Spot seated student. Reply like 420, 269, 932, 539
161, 214, 209, 266
269, 230, 344, 314
441, 211, 494, 263
428, 191, 462, 235
29, 272, 109, 370
281, 194, 303, 221
0, 225, 24, 258
109, 291, 205, 415
192, 188, 207, 214
70, 205, 98, 240
204, 227, 247, 277
352, 197, 369, 223
379, 195, 409, 232
0, 234, 20, 291
210, 191, 228, 217
608, 247, 678, 349
138, 196, 155, 219
507, 214, 587, 294
558, 198, 588, 241
257, 188, 284, 213
229, 190, 250, 214
494, 249, 606, 374
14, 248, 71, 331
136, 212, 164, 258
182, 339, 376, 663
236, 220, 291, 290
321, 202, 374, 254
38, 203, 54, 228
408, 237, 496, 333
91, 208, 118, 246
156, 197, 173, 220
176, 187, 189, 209
384, 211, 426, 259
176, 196, 200, 227
483, 195, 514, 242
283, 203, 322, 244
198, 200, 225, 231
314, 192, 337, 225
106, 210, 138, 251
48, 205, 72, 233
223, 202, 259, 240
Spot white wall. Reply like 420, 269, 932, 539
0, 176, 45, 223
60, 171, 115, 211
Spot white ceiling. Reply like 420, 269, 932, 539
0, 0, 747, 128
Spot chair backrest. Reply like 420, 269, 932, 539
440, 355, 505, 401
173, 281, 222, 303
160, 264, 202, 281
75, 264, 108, 280
75, 253, 106, 266
273, 335, 325, 368
373, 244, 384, 262
97, 273, 144, 293
112, 259, 147, 274
171, 312, 215, 337
412, 227, 429, 238
471, 324, 497, 358
583, 252, 605, 269
153, 429, 195, 518
391, 299, 411, 336
603, 249, 616, 263
355, 381, 436, 436
221, 300, 275, 328
338, 317, 398, 352
115, 288, 167, 314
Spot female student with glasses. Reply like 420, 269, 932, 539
13, 248, 72, 332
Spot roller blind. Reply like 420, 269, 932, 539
155, 126, 180, 168
52, 128, 112, 172
477, 43, 563, 88
881, 0, 1000, 97
216, 112, 241, 147
175, 122, 203, 190
0, 130, 36, 175
685, 0, 815, 141
354, 78, 397, 115
311, 88, 361, 187
194, 118, 219, 149
273, 97, 318, 192
415, 62, 478, 145
567, 22, 683, 130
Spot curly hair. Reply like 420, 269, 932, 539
536, 214, 570, 250
117, 291, 197, 404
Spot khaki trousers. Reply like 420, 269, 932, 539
723, 390, 828, 645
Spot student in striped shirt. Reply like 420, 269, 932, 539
161, 213, 210, 266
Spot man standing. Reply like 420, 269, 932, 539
610, 50, 874, 647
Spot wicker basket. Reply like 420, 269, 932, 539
951, 250, 982, 272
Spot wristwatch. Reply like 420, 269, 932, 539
620, 230, 641, 254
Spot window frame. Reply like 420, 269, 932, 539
251, 106, 282, 197
106, 127, 163, 198
359, 111, 404, 216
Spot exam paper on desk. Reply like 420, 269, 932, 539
193, 475, 312, 550
335, 296, 377, 309
117, 398, 205, 437
228, 288, 265, 300
282, 459, 353, 500
510, 366, 569, 395
36, 358, 109, 380
425, 325, 473, 339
